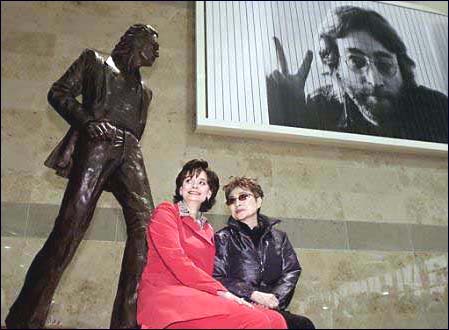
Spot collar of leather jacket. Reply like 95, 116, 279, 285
227, 214, 281, 236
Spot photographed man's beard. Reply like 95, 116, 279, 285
351, 88, 400, 124
359, 94, 393, 112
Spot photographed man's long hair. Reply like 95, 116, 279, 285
318, 6, 417, 88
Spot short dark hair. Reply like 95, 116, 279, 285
319, 6, 416, 87
173, 159, 219, 212
223, 177, 264, 202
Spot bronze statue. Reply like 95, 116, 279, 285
5, 24, 159, 329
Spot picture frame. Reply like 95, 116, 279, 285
195, 1, 448, 155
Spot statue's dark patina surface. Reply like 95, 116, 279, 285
5, 24, 159, 329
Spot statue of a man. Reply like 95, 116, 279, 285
5, 24, 159, 329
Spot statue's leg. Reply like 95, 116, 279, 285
109, 136, 154, 329
5, 139, 120, 329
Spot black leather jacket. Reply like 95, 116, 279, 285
213, 214, 301, 310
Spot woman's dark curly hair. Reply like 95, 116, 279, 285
319, 6, 416, 88
222, 177, 264, 201
173, 159, 219, 212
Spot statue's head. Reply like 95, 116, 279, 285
112, 24, 159, 71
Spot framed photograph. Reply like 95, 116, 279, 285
196, 1, 448, 155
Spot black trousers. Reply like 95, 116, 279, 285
5, 132, 154, 329
278, 310, 316, 329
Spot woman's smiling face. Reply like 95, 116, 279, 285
179, 170, 212, 204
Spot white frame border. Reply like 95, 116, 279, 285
195, 1, 448, 156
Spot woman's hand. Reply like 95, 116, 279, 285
250, 291, 279, 309
218, 291, 254, 308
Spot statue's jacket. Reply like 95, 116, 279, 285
44, 48, 152, 179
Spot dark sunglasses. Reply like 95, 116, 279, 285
226, 193, 254, 206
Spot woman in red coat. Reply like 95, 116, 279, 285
137, 159, 287, 329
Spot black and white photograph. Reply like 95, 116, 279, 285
199, 1, 448, 151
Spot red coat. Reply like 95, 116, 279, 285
137, 202, 231, 329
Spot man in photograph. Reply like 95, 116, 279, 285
267, 5, 448, 143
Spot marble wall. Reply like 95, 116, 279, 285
1, 1, 447, 328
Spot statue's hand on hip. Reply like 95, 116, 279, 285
86, 121, 117, 141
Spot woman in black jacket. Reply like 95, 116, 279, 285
214, 177, 315, 329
